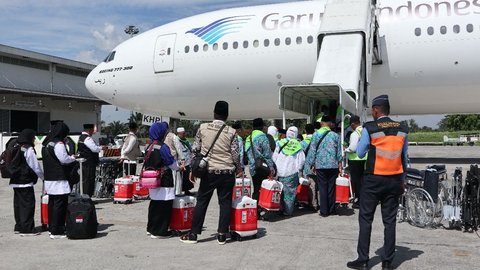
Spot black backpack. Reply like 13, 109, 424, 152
0, 142, 20, 178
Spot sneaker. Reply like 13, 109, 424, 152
180, 232, 197, 244
146, 231, 151, 236
151, 234, 172, 239
49, 234, 67, 239
217, 233, 227, 245
20, 232, 40, 237
14, 231, 20, 234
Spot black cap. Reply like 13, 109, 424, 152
350, 115, 360, 124
278, 128, 287, 135
305, 124, 314, 134
252, 118, 264, 129
83, 124, 94, 129
50, 120, 63, 125
372, 95, 390, 107
321, 115, 331, 122
214, 101, 229, 117
232, 121, 242, 129
129, 122, 138, 130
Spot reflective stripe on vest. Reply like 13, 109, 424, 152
370, 131, 406, 175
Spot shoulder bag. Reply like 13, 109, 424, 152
250, 135, 270, 178
191, 124, 226, 178
139, 141, 165, 189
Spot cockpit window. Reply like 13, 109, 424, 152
104, 51, 116, 63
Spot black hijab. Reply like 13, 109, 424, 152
43, 122, 70, 146
17, 129, 36, 147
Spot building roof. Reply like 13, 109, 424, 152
0, 44, 103, 102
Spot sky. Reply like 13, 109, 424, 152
0, 0, 444, 127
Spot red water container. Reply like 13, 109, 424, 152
114, 177, 134, 203
296, 178, 310, 204
132, 176, 149, 199
336, 175, 351, 204
258, 179, 283, 211
41, 194, 49, 229
232, 178, 252, 200
230, 196, 257, 237
170, 196, 196, 232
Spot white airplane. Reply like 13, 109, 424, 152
85, 0, 480, 120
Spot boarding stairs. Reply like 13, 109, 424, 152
279, 0, 381, 123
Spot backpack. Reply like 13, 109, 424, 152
0, 143, 20, 179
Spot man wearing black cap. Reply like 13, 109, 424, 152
180, 101, 242, 245
78, 124, 102, 197
245, 118, 275, 204
347, 95, 408, 270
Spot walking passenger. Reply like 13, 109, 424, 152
42, 122, 77, 239
121, 122, 140, 176
245, 118, 275, 202
347, 95, 408, 270
78, 124, 102, 197
267, 126, 279, 141
232, 121, 245, 172
180, 101, 242, 245
145, 122, 180, 239
344, 116, 367, 209
303, 116, 342, 217
272, 126, 305, 216
9, 129, 44, 236
176, 127, 194, 195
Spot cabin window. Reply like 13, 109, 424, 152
296, 36, 302, 45
285, 37, 291, 45
440, 26, 447, 35
203, 44, 208, 52
193, 45, 199, 52
233, 41, 238, 49
453, 25, 460, 34
307, 36, 314, 44
274, 38, 281, 46
253, 40, 259, 48
264, 39, 270, 47
243, 41, 249, 48
414, 28, 421, 36
223, 42, 228, 50
167, 48, 171, 55
427, 27, 434, 35
184, 46, 190, 53
213, 43, 219, 51
466, 24, 474, 33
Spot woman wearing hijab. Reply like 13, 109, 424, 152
9, 129, 44, 236
145, 122, 181, 239
272, 126, 305, 216
42, 122, 77, 239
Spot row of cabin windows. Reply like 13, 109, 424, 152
184, 35, 315, 53
415, 24, 475, 36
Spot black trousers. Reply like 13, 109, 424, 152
357, 174, 403, 263
316, 169, 338, 216
182, 165, 193, 192
48, 194, 69, 235
349, 160, 366, 200
123, 162, 137, 176
252, 173, 264, 203
147, 199, 173, 236
191, 173, 235, 234
13, 187, 36, 233
82, 164, 97, 197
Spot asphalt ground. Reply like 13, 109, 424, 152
1, 146, 480, 270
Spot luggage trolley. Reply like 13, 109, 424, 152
94, 157, 123, 198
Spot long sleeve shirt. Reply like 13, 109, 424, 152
9, 146, 44, 188
345, 127, 361, 154
245, 131, 275, 176
121, 132, 137, 158
303, 129, 342, 175
82, 132, 101, 153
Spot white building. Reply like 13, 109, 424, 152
0, 44, 104, 134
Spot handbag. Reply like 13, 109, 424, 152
139, 141, 165, 189
191, 124, 226, 178
250, 135, 270, 178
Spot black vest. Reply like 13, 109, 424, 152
9, 146, 38, 185
364, 117, 408, 175
143, 144, 174, 187
42, 141, 68, 181
78, 134, 100, 166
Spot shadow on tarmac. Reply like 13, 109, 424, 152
369, 245, 424, 269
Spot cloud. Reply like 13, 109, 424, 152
75, 50, 100, 65
92, 23, 127, 52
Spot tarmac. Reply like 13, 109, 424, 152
1, 146, 480, 270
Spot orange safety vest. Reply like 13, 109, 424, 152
364, 118, 408, 176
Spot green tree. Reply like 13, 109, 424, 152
104, 121, 128, 137
439, 114, 480, 131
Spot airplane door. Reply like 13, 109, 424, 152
153, 33, 176, 73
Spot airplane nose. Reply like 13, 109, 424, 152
85, 66, 106, 100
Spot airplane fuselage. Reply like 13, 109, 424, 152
86, 0, 480, 120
